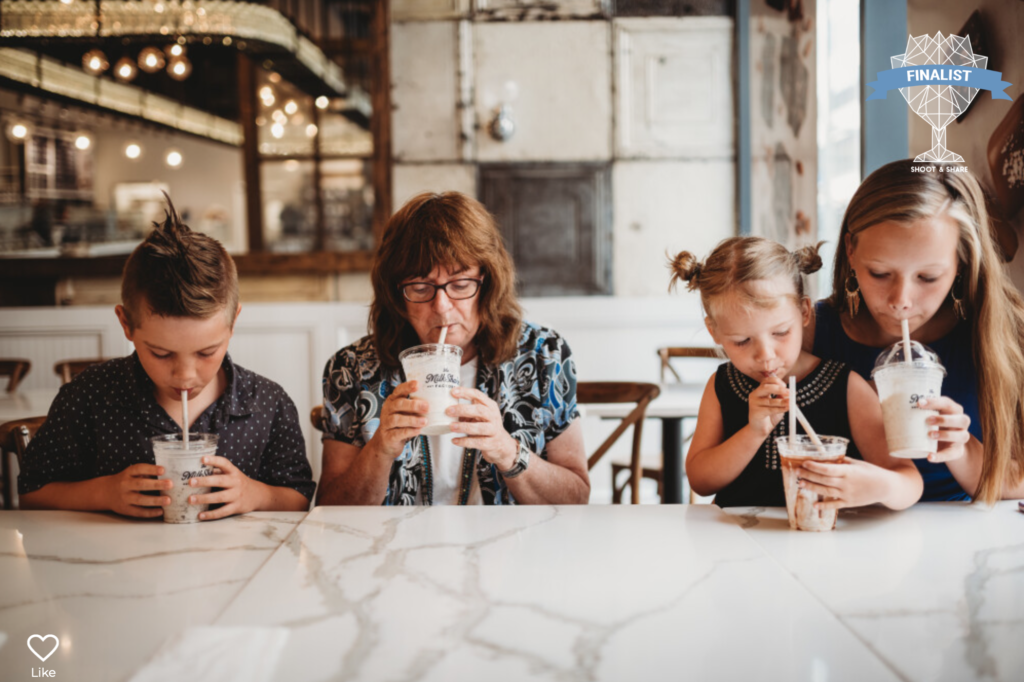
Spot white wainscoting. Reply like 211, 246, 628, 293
1, 295, 711, 501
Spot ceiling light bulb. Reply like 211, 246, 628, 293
11, 124, 28, 140
125, 142, 142, 160
284, 100, 298, 115
305, 124, 318, 138
270, 123, 285, 139
74, 134, 91, 150
167, 56, 192, 81
82, 49, 109, 75
114, 57, 137, 82
315, 96, 329, 110
138, 46, 166, 73
166, 43, 185, 58
165, 149, 183, 168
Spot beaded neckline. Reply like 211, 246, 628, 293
725, 360, 846, 470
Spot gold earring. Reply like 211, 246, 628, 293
951, 274, 966, 321
844, 271, 861, 317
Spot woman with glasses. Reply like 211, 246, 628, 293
316, 192, 590, 505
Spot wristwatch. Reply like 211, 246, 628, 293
499, 440, 531, 479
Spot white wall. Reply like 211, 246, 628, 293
1, 296, 711, 502
390, 9, 737, 297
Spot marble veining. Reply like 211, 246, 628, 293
725, 502, 1024, 682
0, 511, 305, 682
218, 505, 900, 682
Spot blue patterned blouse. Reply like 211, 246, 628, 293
321, 322, 580, 505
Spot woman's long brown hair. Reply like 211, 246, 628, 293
370, 192, 523, 370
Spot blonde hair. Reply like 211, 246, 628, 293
828, 159, 1024, 504
670, 236, 823, 320
121, 194, 239, 329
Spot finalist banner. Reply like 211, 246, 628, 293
866, 65, 1012, 101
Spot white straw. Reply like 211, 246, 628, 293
901, 318, 913, 366
182, 389, 189, 450
789, 375, 796, 442
438, 325, 448, 346
793, 403, 828, 456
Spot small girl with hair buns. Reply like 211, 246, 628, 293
674, 237, 922, 509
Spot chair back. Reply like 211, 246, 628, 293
54, 358, 111, 385
0, 359, 32, 393
311, 405, 325, 432
577, 382, 660, 504
0, 416, 46, 509
658, 347, 720, 383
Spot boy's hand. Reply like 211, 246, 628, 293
748, 376, 790, 438
187, 456, 258, 521
106, 464, 171, 518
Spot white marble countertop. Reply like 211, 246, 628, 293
0, 503, 1021, 682
0, 511, 305, 681
723, 502, 1024, 682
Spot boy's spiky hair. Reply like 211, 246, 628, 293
120, 193, 238, 329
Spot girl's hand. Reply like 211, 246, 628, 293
371, 380, 429, 459
188, 456, 256, 521
748, 376, 790, 438
797, 458, 888, 510
448, 387, 518, 472
918, 397, 971, 463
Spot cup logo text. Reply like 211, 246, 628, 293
424, 371, 459, 388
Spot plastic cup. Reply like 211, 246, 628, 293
151, 433, 219, 524
871, 340, 946, 458
776, 435, 848, 532
399, 343, 463, 436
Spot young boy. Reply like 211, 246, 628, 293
18, 198, 315, 519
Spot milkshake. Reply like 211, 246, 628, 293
399, 343, 463, 436
776, 435, 848, 532
871, 340, 946, 458
151, 433, 219, 524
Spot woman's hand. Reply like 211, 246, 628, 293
371, 380, 429, 459
748, 376, 790, 439
448, 386, 518, 471
797, 458, 892, 510
918, 396, 971, 463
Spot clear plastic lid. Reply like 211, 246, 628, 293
870, 339, 946, 378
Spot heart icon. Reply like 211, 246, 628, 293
27, 634, 59, 662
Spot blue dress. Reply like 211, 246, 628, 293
812, 301, 979, 501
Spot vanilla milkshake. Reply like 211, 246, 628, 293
399, 343, 463, 436
872, 340, 945, 458
151, 433, 219, 523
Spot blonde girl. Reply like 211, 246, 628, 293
674, 237, 922, 509
811, 159, 1024, 504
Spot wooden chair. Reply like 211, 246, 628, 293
658, 347, 720, 383
0, 416, 46, 509
610, 348, 721, 504
578, 382, 660, 505
54, 358, 112, 385
0, 359, 32, 393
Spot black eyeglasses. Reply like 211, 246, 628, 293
400, 278, 483, 303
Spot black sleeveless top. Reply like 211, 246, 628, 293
713, 359, 860, 507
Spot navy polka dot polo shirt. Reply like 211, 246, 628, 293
19, 353, 315, 501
